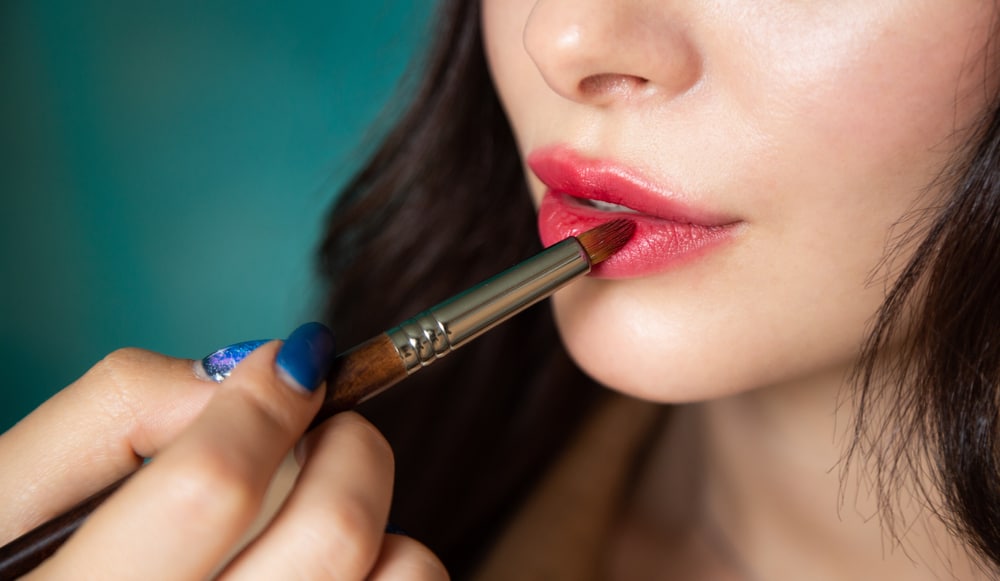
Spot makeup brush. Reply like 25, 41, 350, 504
0, 219, 635, 577
312, 217, 635, 422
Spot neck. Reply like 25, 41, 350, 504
624, 367, 986, 580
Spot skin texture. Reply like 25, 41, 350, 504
482, 0, 997, 578
482, 0, 995, 402
3, 2, 997, 578
0, 344, 447, 580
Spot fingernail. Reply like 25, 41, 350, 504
276, 322, 335, 393
197, 339, 270, 382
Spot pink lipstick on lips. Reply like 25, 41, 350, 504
528, 146, 740, 278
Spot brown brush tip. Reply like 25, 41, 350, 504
576, 219, 636, 264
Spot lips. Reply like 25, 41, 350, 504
528, 146, 740, 278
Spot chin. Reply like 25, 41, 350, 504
551, 291, 755, 404
550, 283, 867, 405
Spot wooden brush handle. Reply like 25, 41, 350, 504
311, 334, 407, 429
0, 477, 129, 578
0, 333, 406, 578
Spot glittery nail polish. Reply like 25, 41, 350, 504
198, 339, 270, 382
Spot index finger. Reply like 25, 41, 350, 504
35, 323, 335, 580
0, 348, 216, 541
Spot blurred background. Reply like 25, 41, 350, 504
0, 1, 432, 431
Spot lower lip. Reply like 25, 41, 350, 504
538, 192, 738, 278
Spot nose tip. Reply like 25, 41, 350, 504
523, 1, 701, 107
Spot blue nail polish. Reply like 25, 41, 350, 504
384, 522, 409, 536
199, 339, 270, 382
275, 322, 336, 392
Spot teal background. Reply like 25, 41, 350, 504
0, 2, 432, 431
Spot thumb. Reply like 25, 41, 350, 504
38, 322, 336, 580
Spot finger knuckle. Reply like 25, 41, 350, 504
91, 347, 155, 379
84, 347, 159, 422
160, 451, 260, 531
387, 537, 451, 580
297, 499, 383, 577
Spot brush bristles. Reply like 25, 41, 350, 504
576, 219, 636, 265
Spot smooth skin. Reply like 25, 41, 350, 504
483, 0, 996, 579
0, 343, 447, 579
484, 0, 997, 402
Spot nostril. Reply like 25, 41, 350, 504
578, 73, 650, 99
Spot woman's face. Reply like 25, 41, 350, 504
482, 1, 996, 401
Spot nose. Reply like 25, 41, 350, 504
523, 0, 702, 107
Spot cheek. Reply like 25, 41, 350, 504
486, 1, 998, 402
753, 8, 995, 301
737, 5, 995, 320
550, 251, 890, 403
481, 0, 537, 143
749, 4, 993, 193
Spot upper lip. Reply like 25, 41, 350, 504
527, 146, 734, 226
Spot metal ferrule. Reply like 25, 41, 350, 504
387, 237, 591, 373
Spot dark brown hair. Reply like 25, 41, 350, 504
320, 0, 1000, 576
850, 98, 1000, 571
319, 1, 601, 576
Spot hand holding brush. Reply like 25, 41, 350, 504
0, 220, 633, 578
